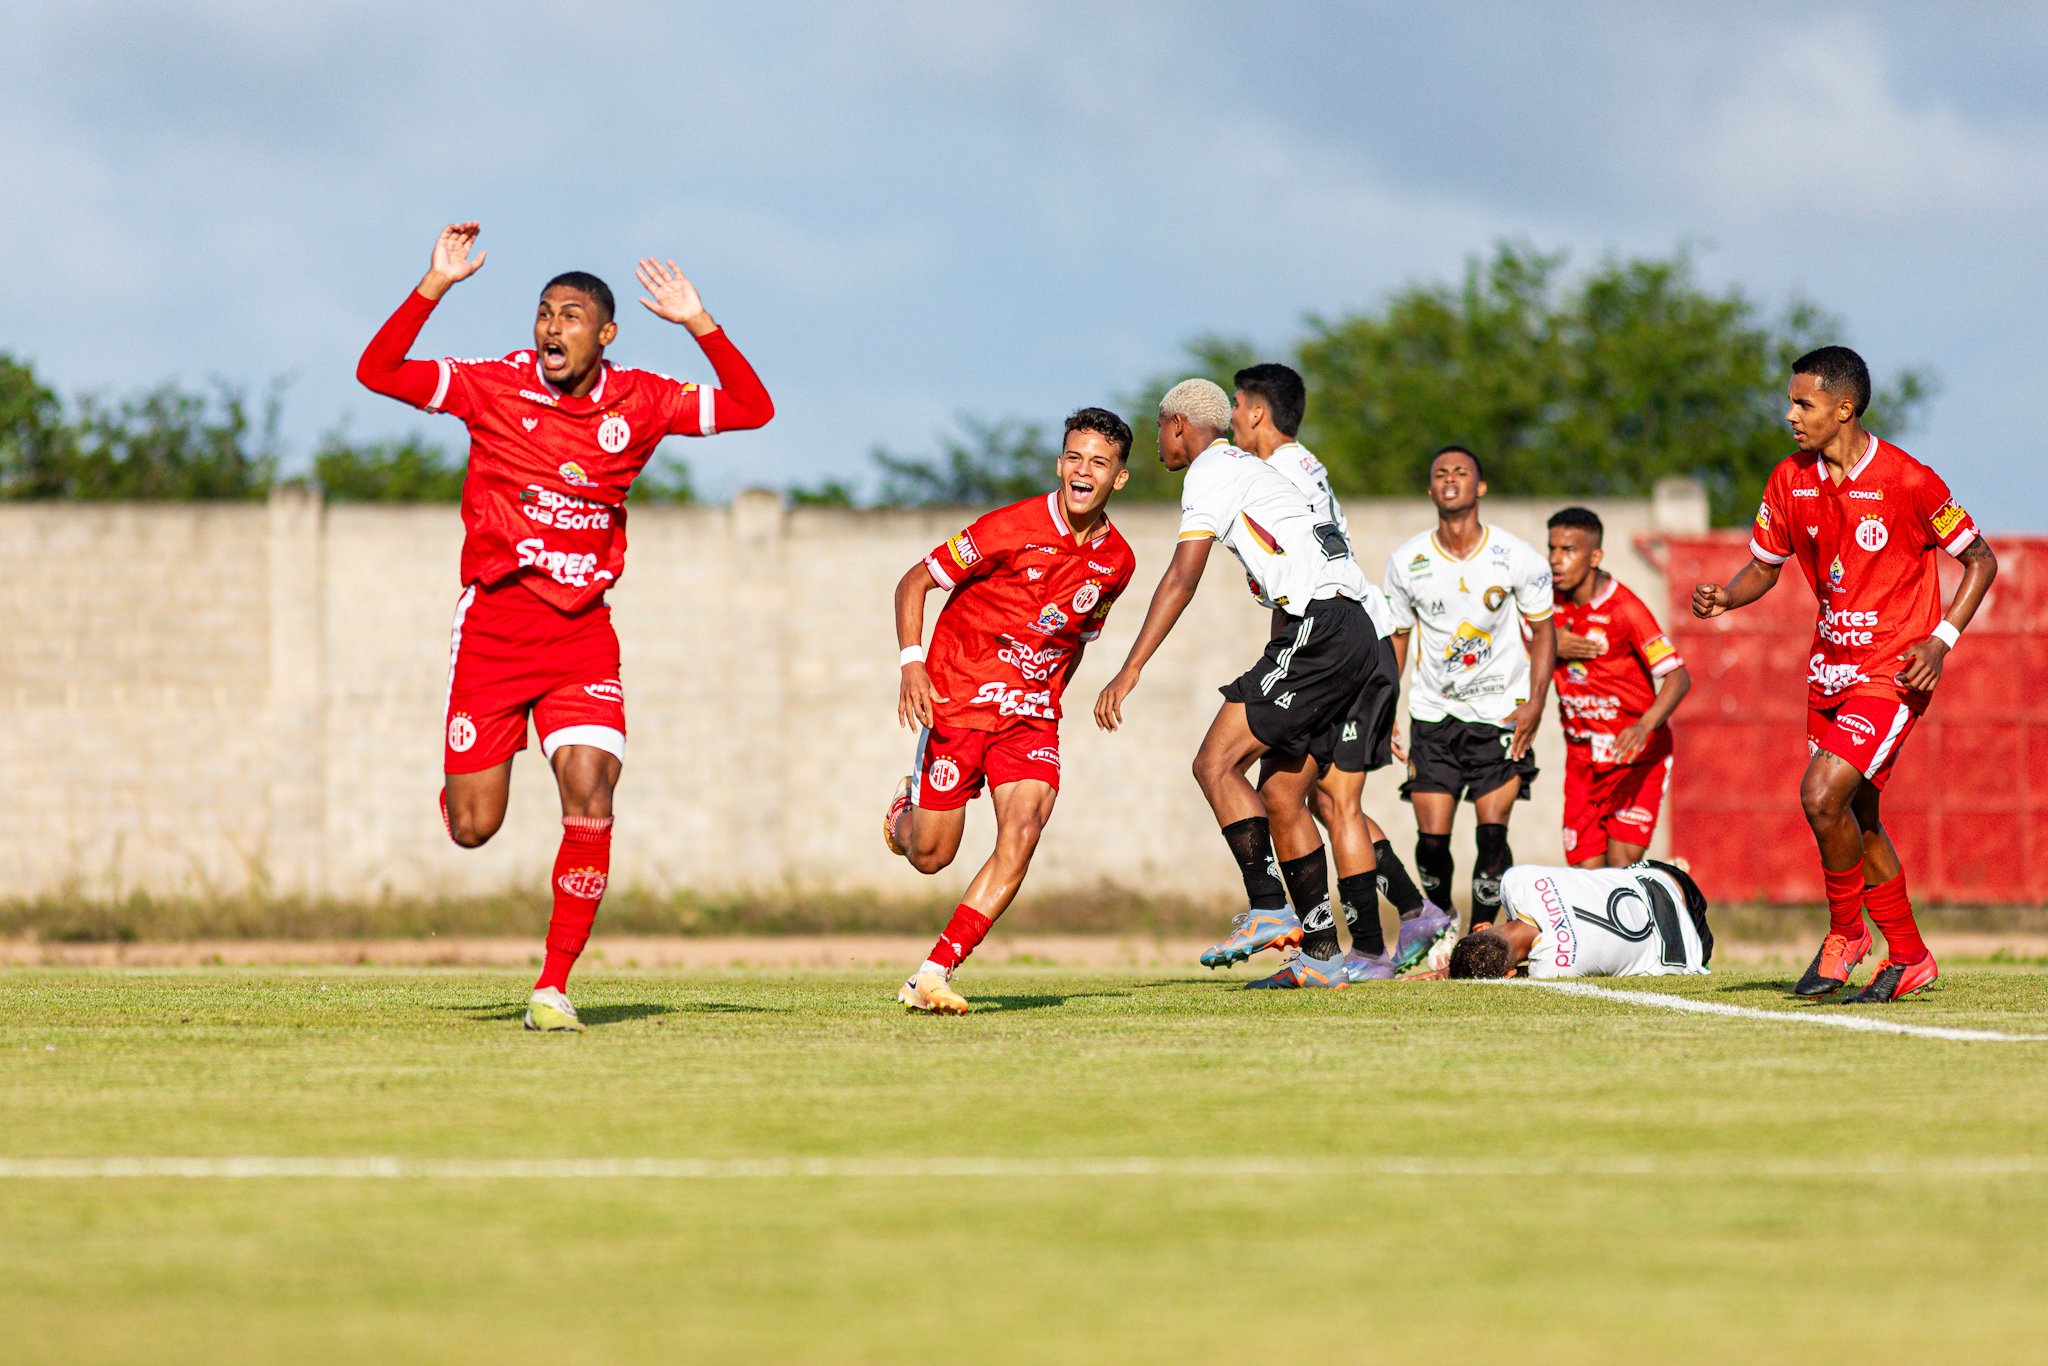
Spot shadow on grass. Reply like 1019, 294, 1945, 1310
972, 990, 1131, 1013
668, 1001, 782, 1015
443, 1001, 681, 1025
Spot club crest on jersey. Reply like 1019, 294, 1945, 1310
1072, 582, 1102, 614
1855, 516, 1888, 552
926, 757, 961, 793
1828, 554, 1845, 591
447, 713, 477, 753
1445, 621, 1493, 671
1483, 585, 1507, 611
558, 461, 597, 488
596, 413, 631, 454
1030, 602, 1070, 635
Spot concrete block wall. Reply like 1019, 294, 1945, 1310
0, 481, 1707, 909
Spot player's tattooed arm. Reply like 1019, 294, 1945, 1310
1692, 558, 1780, 618
1508, 615, 1556, 761
1613, 665, 1692, 764
635, 258, 718, 337
1094, 538, 1211, 731
895, 562, 946, 728
1898, 536, 1998, 692
418, 221, 486, 300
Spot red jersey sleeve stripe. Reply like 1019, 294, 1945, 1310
924, 554, 956, 591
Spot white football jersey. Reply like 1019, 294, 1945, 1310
1501, 864, 1710, 978
1178, 440, 1371, 615
1263, 441, 1394, 637
1384, 525, 1552, 725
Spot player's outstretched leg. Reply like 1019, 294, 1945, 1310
898, 778, 1053, 1014
1200, 816, 1301, 967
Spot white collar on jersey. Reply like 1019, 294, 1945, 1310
533, 359, 610, 406
1588, 574, 1618, 609
1819, 431, 1879, 486
1043, 490, 1072, 537
1429, 524, 1491, 562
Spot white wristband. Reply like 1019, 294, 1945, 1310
899, 645, 926, 666
1931, 620, 1960, 649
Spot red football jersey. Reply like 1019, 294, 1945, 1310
922, 492, 1137, 731
1749, 434, 1979, 706
1553, 576, 1684, 764
358, 290, 771, 612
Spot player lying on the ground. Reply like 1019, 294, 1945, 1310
1407, 860, 1711, 979
1228, 363, 1453, 978
1547, 507, 1692, 868
885, 409, 1137, 1014
356, 222, 773, 1032
1094, 379, 1384, 989
1693, 346, 1995, 1004
1383, 446, 1557, 932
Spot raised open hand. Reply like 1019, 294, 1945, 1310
426, 222, 487, 290
636, 257, 710, 331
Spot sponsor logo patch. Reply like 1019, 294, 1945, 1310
1793, 486, 1818, 498
584, 680, 624, 703
596, 414, 631, 454
1030, 603, 1070, 635
927, 757, 961, 793
1837, 712, 1878, 740
519, 389, 559, 407
946, 532, 981, 571
1754, 503, 1772, 531
447, 713, 477, 753
996, 637, 1068, 683
1828, 554, 1845, 591
1855, 516, 1888, 552
1025, 746, 1061, 768
1088, 560, 1115, 574
1445, 621, 1493, 671
516, 537, 603, 588
1566, 661, 1589, 682
1932, 500, 1969, 538
1847, 488, 1884, 501
1408, 553, 1431, 573
557, 867, 609, 899
559, 461, 597, 488
1643, 636, 1676, 666
1615, 806, 1655, 827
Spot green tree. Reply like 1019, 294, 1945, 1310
315, 429, 465, 501
1297, 243, 1930, 523
0, 354, 76, 497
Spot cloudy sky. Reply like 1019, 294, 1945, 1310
8, 1, 2045, 523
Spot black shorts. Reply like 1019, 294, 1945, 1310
1220, 597, 1375, 763
1399, 716, 1537, 803
1259, 632, 1400, 784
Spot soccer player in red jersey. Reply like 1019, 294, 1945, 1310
886, 408, 1138, 1013
1693, 347, 1995, 1003
357, 222, 773, 1031
1547, 507, 1692, 868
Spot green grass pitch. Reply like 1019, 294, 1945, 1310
4, 964, 2047, 1363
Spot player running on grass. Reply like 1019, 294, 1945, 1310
1095, 379, 1381, 990
1383, 446, 1557, 931
1693, 346, 1994, 1003
1547, 507, 1692, 868
1409, 859, 1711, 979
886, 409, 1138, 1014
1227, 363, 1453, 978
357, 222, 773, 1032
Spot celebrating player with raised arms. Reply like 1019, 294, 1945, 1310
1228, 363, 1453, 979
1383, 447, 1557, 930
1547, 507, 1692, 868
1414, 859, 1712, 980
1693, 347, 1995, 1003
1095, 379, 1382, 990
885, 409, 1137, 1014
357, 222, 773, 1032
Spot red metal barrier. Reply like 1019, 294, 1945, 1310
1651, 534, 2048, 905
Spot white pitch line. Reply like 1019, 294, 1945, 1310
0, 1155, 2045, 1180
1519, 978, 2048, 1042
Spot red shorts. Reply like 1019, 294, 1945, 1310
443, 577, 625, 775
911, 723, 1062, 812
1562, 742, 1672, 865
1808, 692, 1922, 791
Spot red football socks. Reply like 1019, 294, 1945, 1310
925, 905, 994, 974
536, 816, 614, 992
1864, 872, 1927, 962
1822, 865, 1865, 939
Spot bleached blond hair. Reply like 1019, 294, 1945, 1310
1158, 378, 1232, 433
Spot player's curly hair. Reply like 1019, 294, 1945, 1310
543, 271, 616, 324
1158, 378, 1232, 434
1793, 346, 1871, 417
1447, 931, 1514, 980
1065, 407, 1133, 462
